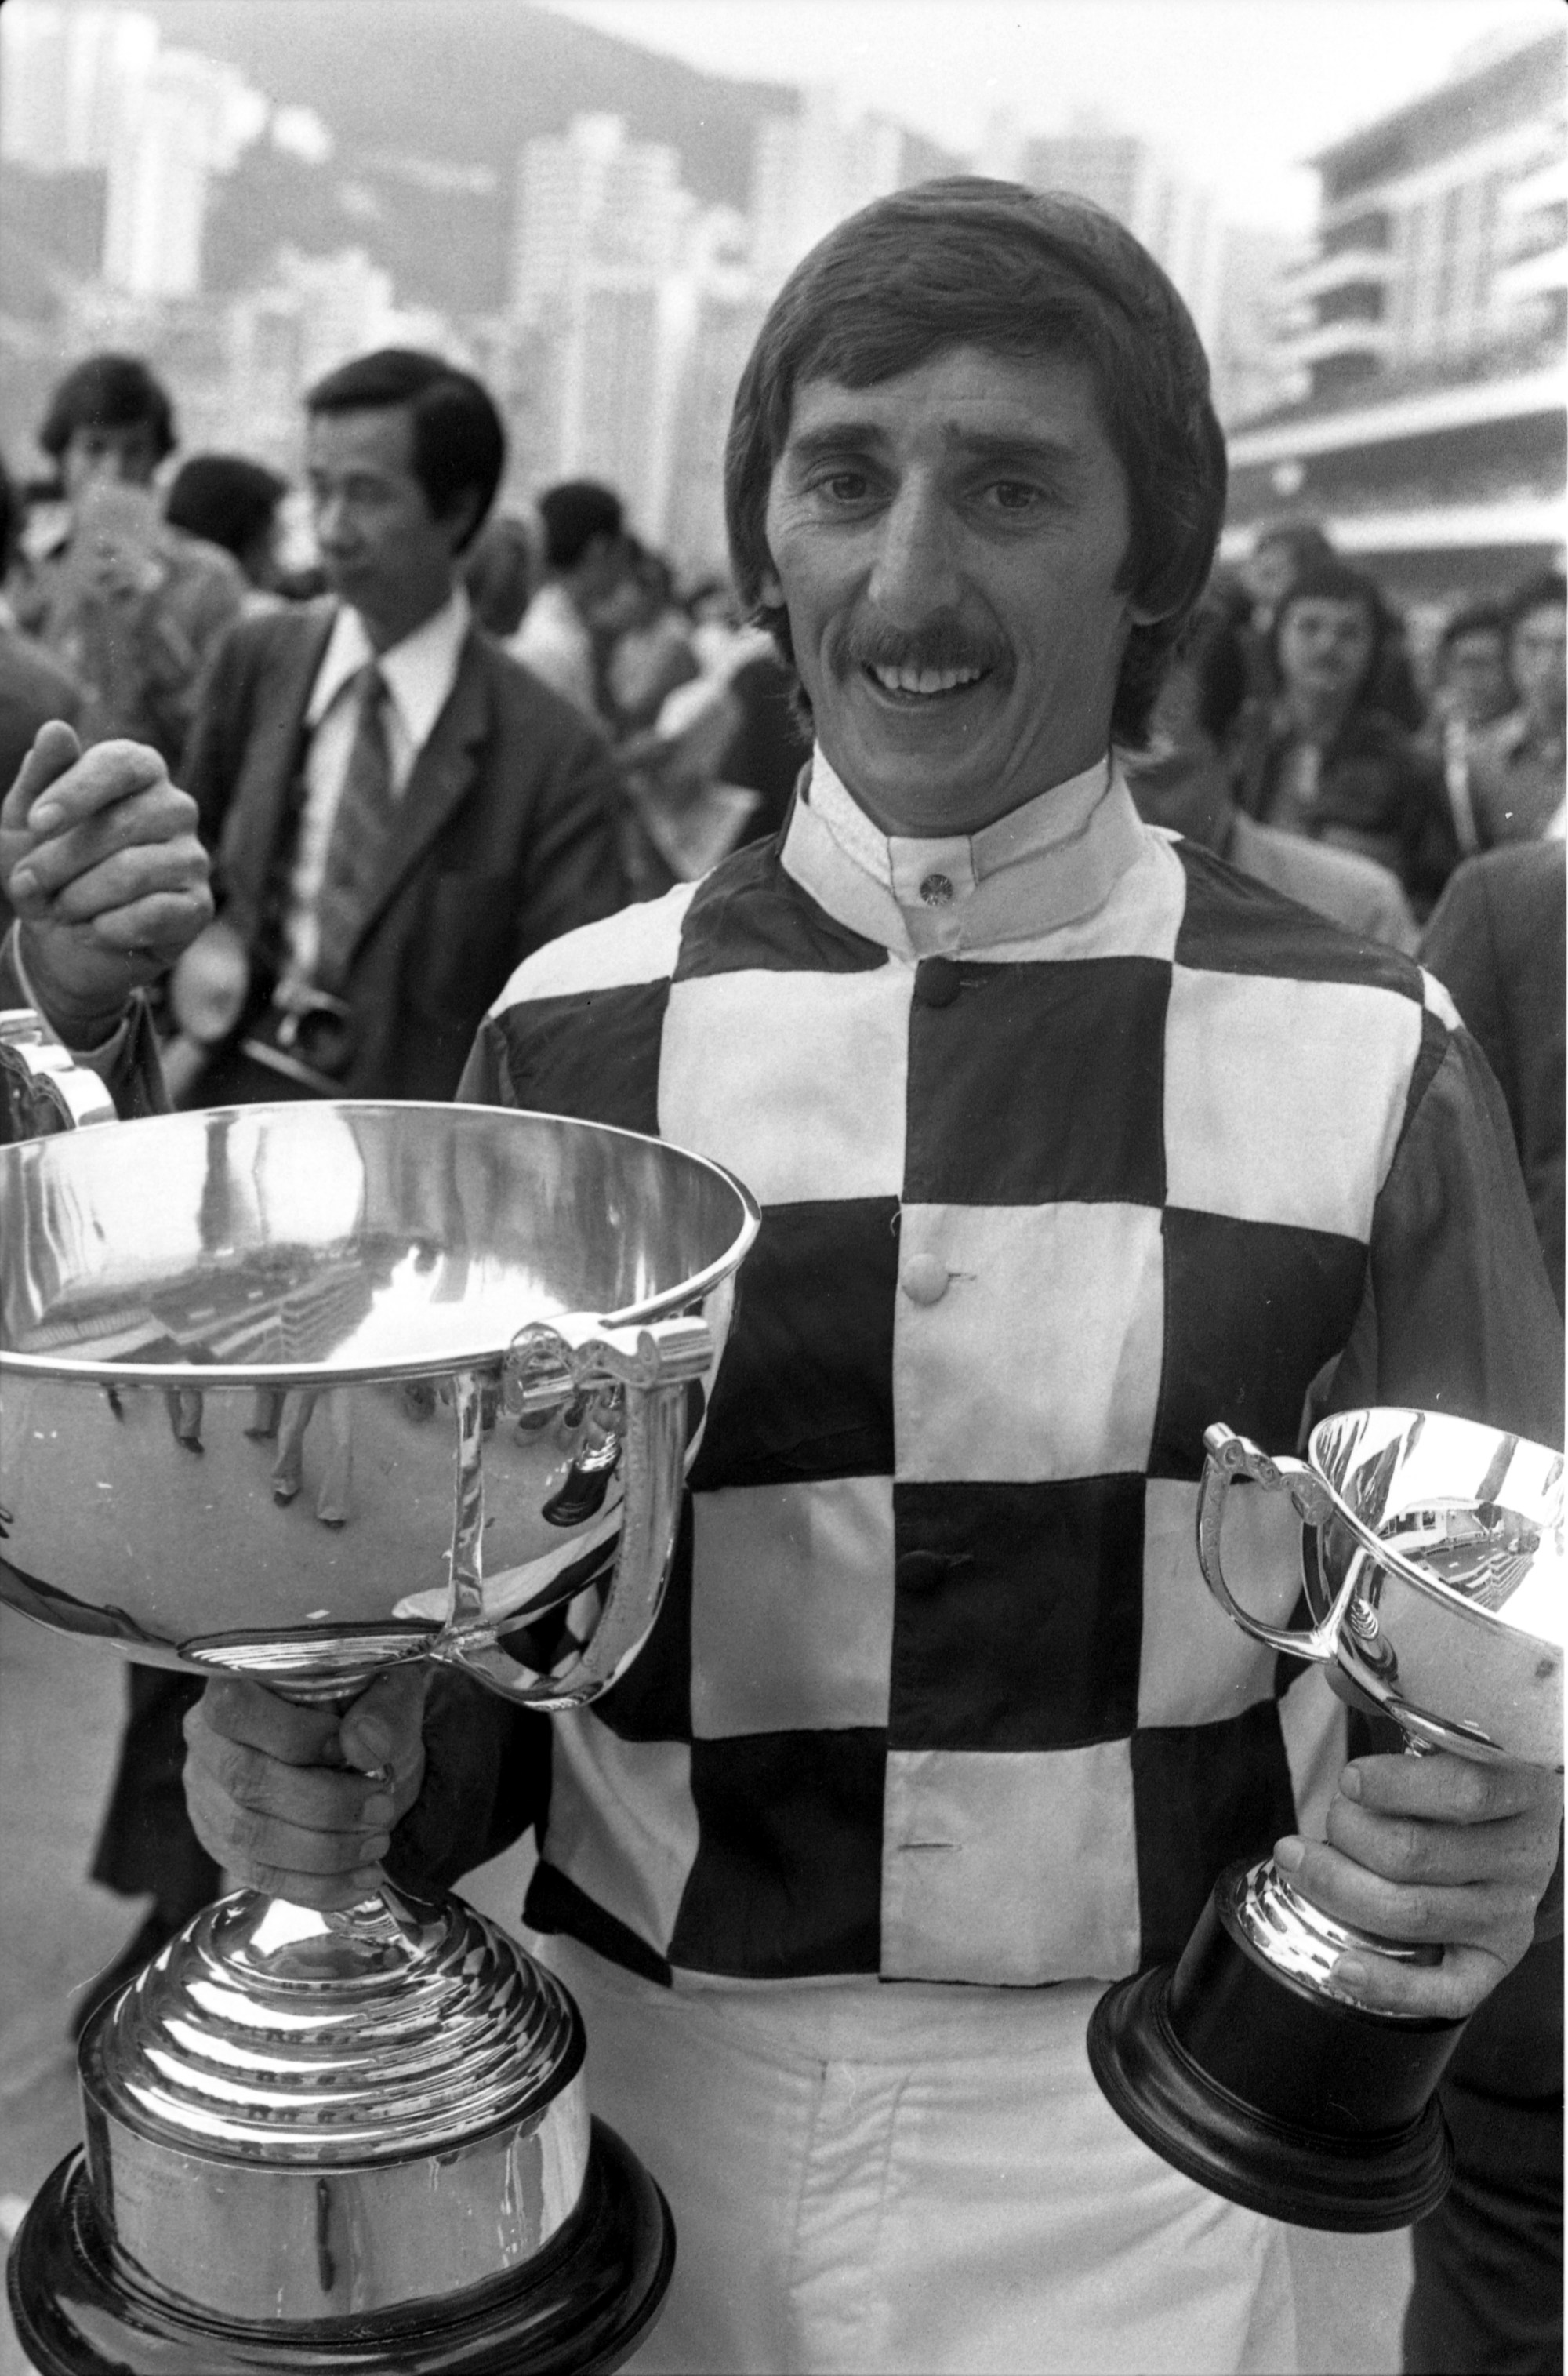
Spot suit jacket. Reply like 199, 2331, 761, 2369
182, 601, 630, 1101
1421, 841, 1566, 1314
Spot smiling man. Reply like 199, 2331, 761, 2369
184, 186, 1563, 2375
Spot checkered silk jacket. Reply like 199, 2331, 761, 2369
445, 756, 1561, 1991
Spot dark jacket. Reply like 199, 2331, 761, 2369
182, 602, 630, 1102
1421, 841, 1566, 1314
1234, 699, 1457, 915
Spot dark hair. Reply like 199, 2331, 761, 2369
305, 348, 504, 552
1436, 602, 1505, 659
538, 479, 625, 572
1504, 569, 1567, 637
724, 177, 1226, 745
1178, 601, 1251, 746
39, 352, 176, 463
165, 453, 287, 563
461, 510, 539, 638
1250, 519, 1335, 575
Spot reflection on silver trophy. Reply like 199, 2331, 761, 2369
1090, 1407, 1564, 2232
0, 1058, 758, 2373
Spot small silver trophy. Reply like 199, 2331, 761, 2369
1090, 1407, 1563, 2231
0, 1038, 758, 2372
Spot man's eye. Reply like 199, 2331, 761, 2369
987, 481, 1043, 513
813, 472, 872, 503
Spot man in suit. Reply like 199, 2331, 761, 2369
172, 346, 629, 1108
83, 347, 632, 2024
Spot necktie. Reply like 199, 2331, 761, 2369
313, 663, 394, 994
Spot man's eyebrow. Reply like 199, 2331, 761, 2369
946, 428, 1083, 472
780, 422, 1084, 473
780, 422, 889, 469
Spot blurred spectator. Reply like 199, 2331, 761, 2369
78, 347, 633, 2035
461, 509, 541, 639
1240, 518, 1422, 727
1125, 599, 1417, 951
604, 542, 699, 732
1233, 557, 1456, 913
1466, 570, 1567, 848
1421, 605, 1514, 859
1240, 519, 1335, 638
165, 453, 290, 607
619, 672, 760, 888
0, 451, 83, 938
9, 353, 245, 765
1406, 837, 1564, 2376
509, 478, 629, 721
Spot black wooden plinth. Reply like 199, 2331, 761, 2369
1087, 1866, 1465, 2232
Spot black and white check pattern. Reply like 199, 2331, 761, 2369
467, 807, 1461, 1989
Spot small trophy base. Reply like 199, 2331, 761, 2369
1087, 1861, 1461, 2233
7, 2118, 673, 2376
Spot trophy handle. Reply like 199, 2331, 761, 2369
0, 1006, 116, 1138
434, 1313, 713, 1707
1197, 1424, 1345, 1662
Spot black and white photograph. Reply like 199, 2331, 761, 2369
0, 3, 1563, 2372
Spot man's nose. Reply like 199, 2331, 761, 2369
866, 481, 961, 623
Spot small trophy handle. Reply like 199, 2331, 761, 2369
0, 1007, 116, 1138
1196, 1423, 1343, 1662
435, 1312, 713, 1707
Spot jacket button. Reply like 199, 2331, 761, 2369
914, 958, 960, 1008
896, 1551, 948, 1593
901, 1253, 950, 1306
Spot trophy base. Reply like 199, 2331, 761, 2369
1087, 1863, 1461, 2233
7, 2116, 673, 2376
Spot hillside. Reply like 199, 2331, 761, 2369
85, 0, 802, 312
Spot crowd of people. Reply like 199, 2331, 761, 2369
0, 172, 1563, 2376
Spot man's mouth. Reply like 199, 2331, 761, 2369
864, 661, 992, 700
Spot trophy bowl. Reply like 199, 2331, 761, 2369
1088, 1407, 1564, 2232
0, 1095, 759, 2373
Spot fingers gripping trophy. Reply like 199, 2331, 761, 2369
0, 1022, 758, 2371
1089, 1409, 1564, 2232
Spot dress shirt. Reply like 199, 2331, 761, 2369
285, 586, 470, 982
787, 743, 1145, 955
508, 582, 599, 721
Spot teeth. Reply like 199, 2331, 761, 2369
871, 663, 985, 696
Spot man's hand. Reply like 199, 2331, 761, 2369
1276, 1750, 1563, 2019
2, 721, 212, 1041
183, 1668, 431, 1910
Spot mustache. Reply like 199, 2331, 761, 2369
837, 617, 1007, 677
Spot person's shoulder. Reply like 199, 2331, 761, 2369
1172, 830, 1427, 1001
1434, 841, 1565, 950
160, 524, 246, 598
469, 626, 608, 747
488, 880, 701, 1015
1230, 814, 1417, 950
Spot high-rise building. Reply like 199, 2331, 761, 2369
750, 89, 962, 285
510, 114, 688, 318
663, 274, 771, 579
1018, 122, 1226, 352
1223, 23, 1566, 612
103, 46, 263, 300
0, 1, 158, 174
2, 2, 264, 300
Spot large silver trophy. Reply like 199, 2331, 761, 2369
0, 1027, 758, 2372
1090, 1408, 1564, 2232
